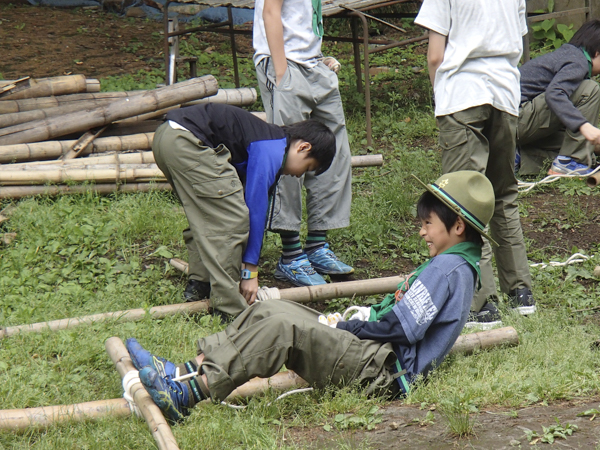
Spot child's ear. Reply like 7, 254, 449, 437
454, 216, 466, 236
298, 141, 312, 153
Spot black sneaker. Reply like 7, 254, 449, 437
464, 301, 502, 330
507, 288, 536, 315
183, 279, 211, 302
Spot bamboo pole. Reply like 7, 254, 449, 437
0, 182, 172, 200
0, 88, 257, 128
0, 75, 88, 100
0, 76, 219, 145
0, 301, 207, 339
0, 165, 165, 185
586, 172, 600, 187
86, 79, 101, 93
0, 133, 154, 163
106, 337, 180, 450
0, 399, 131, 431
449, 326, 519, 355
0, 91, 142, 114
5, 152, 156, 169
351, 154, 383, 167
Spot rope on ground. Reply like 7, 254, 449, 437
517, 165, 600, 193
256, 286, 281, 302
122, 370, 142, 417
221, 387, 315, 410
530, 252, 592, 269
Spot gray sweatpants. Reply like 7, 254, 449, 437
153, 122, 249, 316
437, 105, 532, 312
518, 79, 600, 174
256, 59, 352, 232
198, 299, 399, 401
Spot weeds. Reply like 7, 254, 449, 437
438, 394, 478, 437
525, 418, 578, 444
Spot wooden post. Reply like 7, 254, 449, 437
105, 337, 180, 450
449, 326, 519, 355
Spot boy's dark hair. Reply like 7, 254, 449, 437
417, 191, 483, 246
570, 19, 600, 56
282, 120, 336, 175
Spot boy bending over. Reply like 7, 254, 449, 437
126, 171, 495, 422
153, 103, 335, 317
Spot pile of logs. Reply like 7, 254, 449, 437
0, 74, 383, 200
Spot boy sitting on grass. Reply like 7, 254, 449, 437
153, 103, 335, 318
126, 170, 495, 422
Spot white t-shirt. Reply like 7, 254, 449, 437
415, 0, 528, 117
253, 0, 323, 67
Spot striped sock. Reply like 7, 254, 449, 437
280, 232, 303, 264
304, 230, 327, 254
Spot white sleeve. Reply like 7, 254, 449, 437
519, 0, 528, 36
415, 0, 451, 37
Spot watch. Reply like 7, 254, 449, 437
241, 269, 258, 280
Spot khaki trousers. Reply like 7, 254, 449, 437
198, 300, 399, 401
153, 122, 249, 316
518, 79, 600, 174
256, 59, 352, 232
438, 105, 532, 311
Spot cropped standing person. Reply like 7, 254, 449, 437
415, 0, 536, 327
252, 0, 355, 287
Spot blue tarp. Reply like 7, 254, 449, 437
26, 0, 254, 24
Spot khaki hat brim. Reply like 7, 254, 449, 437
412, 174, 499, 247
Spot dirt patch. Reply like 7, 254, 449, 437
287, 397, 600, 449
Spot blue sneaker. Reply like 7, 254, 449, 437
548, 156, 594, 176
307, 244, 354, 275
274, 255, 326, 287
126, 338, 177, 379
139, 366, 189, 423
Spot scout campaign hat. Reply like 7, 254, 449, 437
413, 171, 497, 246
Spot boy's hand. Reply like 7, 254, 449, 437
240, 278, 259, 305
579, 122, 600, 145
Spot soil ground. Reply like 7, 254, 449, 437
2, 3, 600, 448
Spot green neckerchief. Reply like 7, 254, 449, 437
368, 241, 482, 322
582, 48, 593, 79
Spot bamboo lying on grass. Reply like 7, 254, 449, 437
0, 328, 518, 432
106, 337, 180, 450
0, 76, 219, 145
586, 172, 600, 187
0, 88, 257, 128
0, 182, 171, 200
0, 91, 142, 114
0, 165, 164, 185
0, 133, 154, 163
0, 75, 88, 101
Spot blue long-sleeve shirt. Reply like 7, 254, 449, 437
166, 103, 287, 265
337, 254, 476, 389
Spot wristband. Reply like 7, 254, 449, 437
241, 269, 258, 280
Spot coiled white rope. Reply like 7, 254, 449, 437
256, 286, 281, 302
518, 165, 600, 193
530, 252, 592, 269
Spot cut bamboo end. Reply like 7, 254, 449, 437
0, 399, 131, 431
586, 172, 600, 187
0, 75, 88, 101
105, 337, 180, 450
450, 326, 519, 355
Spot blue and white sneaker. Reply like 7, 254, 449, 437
139, 366, 189, 423
548, 156, 594, 176
126, 338, 177, 379
307, 244, 354, 275
274, 255, 326, 287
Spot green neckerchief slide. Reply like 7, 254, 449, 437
367, 241, 482, 395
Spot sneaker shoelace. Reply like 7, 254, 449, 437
292, 257, 318, 275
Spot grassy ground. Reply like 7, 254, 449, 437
1, 11, 600, 449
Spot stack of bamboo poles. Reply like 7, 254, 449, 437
0, 74, 383, 200
0, 74, 265, 199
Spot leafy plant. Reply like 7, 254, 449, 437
525, 418, 578, 444
438, 394, 479, 437
530, 19, 575, 54
325, 405, 382, 431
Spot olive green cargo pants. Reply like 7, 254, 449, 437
518, 79, 600, 174
198, 300, 399, 401
153, 122, 249, 316
437, 105, 532, 312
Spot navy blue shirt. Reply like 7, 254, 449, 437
166, 104, 287, 265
